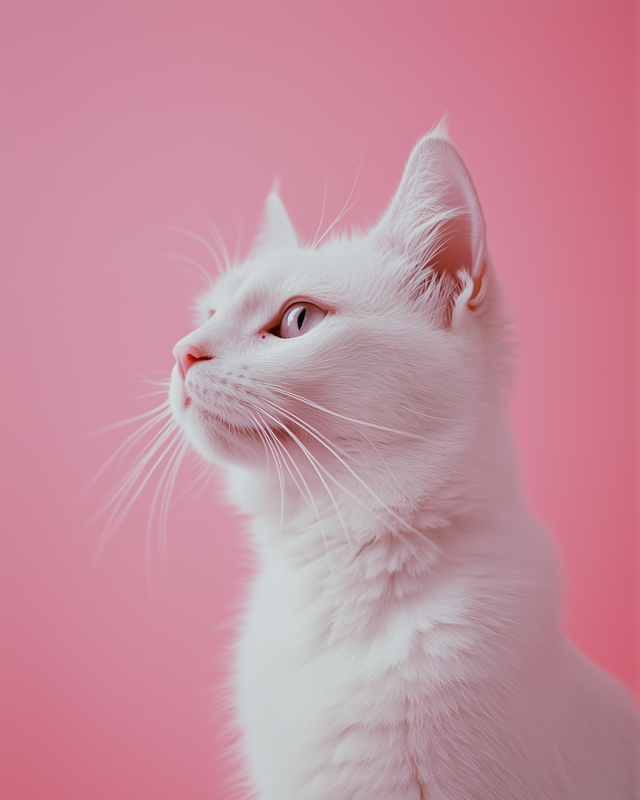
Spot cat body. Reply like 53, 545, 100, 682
169, 125, 639, 798
232, 473, 636, 799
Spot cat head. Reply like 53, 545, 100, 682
169, 125, 510, 517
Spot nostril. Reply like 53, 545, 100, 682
172, 344, 212, 380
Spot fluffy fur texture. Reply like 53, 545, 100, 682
168, 125, 639, 799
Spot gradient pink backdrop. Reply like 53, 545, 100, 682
0, 2, 638, 798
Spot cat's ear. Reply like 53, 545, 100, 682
375, 126, 487, 317
254, 189, 298, 252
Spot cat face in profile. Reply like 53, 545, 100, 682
169, 126, 508, 522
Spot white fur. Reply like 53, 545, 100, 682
169, 126, 639, 799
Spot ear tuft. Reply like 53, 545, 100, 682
427, 115, 451, 141
375, 129, 487, 322
254, 190, 298, 252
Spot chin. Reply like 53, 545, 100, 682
169, 375, 265, 469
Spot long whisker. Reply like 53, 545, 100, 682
313, 145, 363, 249
247, 408, 286, 534
88, 402, 171, 438
257, 415, 313, 515
124, 365, 173, 389
258, 402, 426, 538
261, 396, 394, 499
273, 394, 404, 492
96, 420, 178, 526
263, 396, 408, 501
145, 435, 184, 585
261, 397, 361, 464
251, 408, 337, 571
313, 197, 359, 249
166, 225, 226, 276
161, 252, 214, 285
204, 215, 232, 273
95, 427, 182, 559
135, 389, 174, 399
145, 432, 187, 557
158, 438, 190, 578
256, 382, 435, 441
83, 408, 173, 497
310, 177, 328, 251
111, 415, 176, 476
253, 406, 352, 550
245, 401, 314, 513
252, 414, 275, 481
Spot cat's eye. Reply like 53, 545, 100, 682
277, 301, 326, 339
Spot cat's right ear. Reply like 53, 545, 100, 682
253, 190, 298, 252
374, 128, 487, 317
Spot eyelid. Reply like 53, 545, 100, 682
264, 297, 334, 334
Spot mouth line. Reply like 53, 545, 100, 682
186, 398, 263, 436
180, 387, 290, 441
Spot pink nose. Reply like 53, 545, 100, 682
172, 344, 210, 380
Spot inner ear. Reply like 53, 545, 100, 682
375, 130, 487, 311
425, 144, 486, 302
427, 215, 475, 283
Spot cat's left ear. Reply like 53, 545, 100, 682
254, 190, 298, 252
375, 128, 487, 313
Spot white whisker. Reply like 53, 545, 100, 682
258, 402, 425, 538
97, 420, 178, 526
88, 402, 171, 438
247, 408, 285, 534
256, 381, 435, 441
161, 252, 215, 286
313, 145, 363, 249
145, 436, 184, 585
166, 225, 226, 276
158, 439, 190, 577
204, 215, 232, 273
95, 427, 182, 560
135, 388, 174, 399
258, 417, 313, 515
83, 408, 173, 498
253, 405, 352, 551
264, 395, 407, 501
251, 408, 337, 572
310, 177, 328, 251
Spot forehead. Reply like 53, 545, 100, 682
207, 241, 368, 317
209, 256, 289, 310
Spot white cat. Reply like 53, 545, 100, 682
168, 124, 639, 799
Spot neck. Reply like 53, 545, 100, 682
223, 409, 554, 643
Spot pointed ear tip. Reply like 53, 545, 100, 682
268, 176, 282, 197
410, 129, 458, 167
428, 117, 451, 139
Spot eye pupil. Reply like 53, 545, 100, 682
278, 300, 326, 339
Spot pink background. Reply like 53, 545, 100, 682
0, 2, 638, 798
